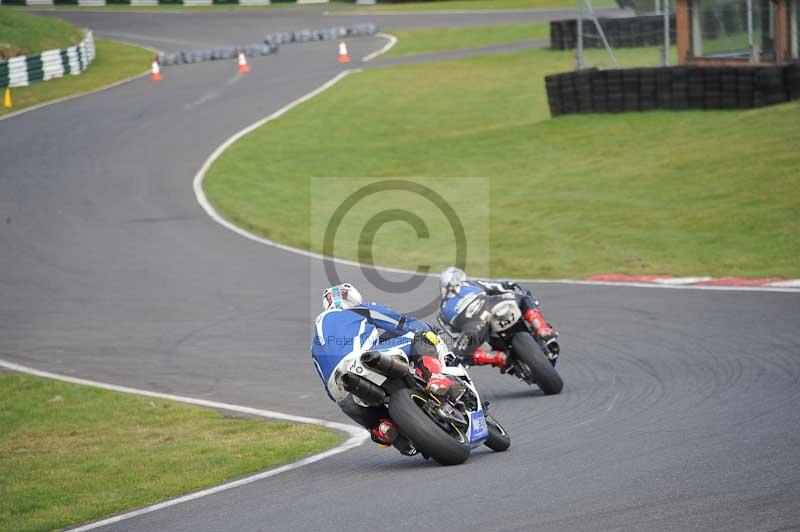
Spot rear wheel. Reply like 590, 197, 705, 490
388, 388, 471, 466
511, 333, 564, 395
484, 415, 510, 452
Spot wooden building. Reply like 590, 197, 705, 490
675, 0, 799, 64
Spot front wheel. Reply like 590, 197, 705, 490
484, 415, 510, 452
511, 333, 564, 395
388, 388, 471, 466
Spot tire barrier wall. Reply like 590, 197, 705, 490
0, 0, 284, 5
156, 24, 379, 67
545, 63, 800, 116
0, 31, 95, 89
550, 15, 676, 50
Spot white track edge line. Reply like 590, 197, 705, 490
362, 32, 397, 62
0, 358, 368, 532
190, 64, 799, 295
0, 70, 150, 122
328, 8, 597, 15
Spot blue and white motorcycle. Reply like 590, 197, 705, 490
336, 338, 510, 466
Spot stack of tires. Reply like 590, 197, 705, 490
786, 63, 800, 101
754, 67, 788, 107
157, 24, 379, 68
544, 64, 797, 117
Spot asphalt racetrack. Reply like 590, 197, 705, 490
1, 7, 799, 532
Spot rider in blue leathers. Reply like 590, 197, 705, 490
311, 283, 460, 451
438, 267, 559, 370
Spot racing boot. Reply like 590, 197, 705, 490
416, 355, 465, 400
470, 347, 508, 369
370, 418, 399, 447
524, 308, 560, 355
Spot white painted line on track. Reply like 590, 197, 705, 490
0, 71, 150, 122
0, 358, 369, 532
326, 8, 594, 15
362, 32, 397, 62
652, 276, 713, 285
767, 279, 800, 288
190, 51, 799, 295
193, 68, 369, 262
98, 31, 211, 49
515, 278, 800, 293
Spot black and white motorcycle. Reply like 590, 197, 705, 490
335, 338, 510, 466
438, 293, 564, 395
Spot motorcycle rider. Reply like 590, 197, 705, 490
311, 283, 463, 452
438, 267, 559, 370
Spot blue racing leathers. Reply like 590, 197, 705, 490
439, 280, 539, 358
311, 302, 431, 402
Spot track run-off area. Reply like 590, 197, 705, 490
1, 7, 799, 532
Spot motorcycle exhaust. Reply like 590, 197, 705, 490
361, 351, 410, 379
340, 373, 386, 405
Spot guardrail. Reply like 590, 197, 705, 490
545, 64, 800, 116
0, 31, 95, 89
0, 0, 310, 5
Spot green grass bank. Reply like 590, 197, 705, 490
0, 372, 341, 532
203, 41, 799, 279
0, 8, 83, 59
1, 9, 152, 117
384, 23, 549, 57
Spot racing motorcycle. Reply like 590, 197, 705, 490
438, 293, 564, 395
335, 339, 509, 466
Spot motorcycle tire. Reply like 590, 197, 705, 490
388, 388, 471, 466
484, 415, 510, 452
512, 333, 564, 395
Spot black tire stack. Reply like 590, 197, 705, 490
736, 67, 756, 108
754, 67, 788, 107
786, 63, 800, 101
545, 63, 799, 117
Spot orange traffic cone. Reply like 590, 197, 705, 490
337, 40, 350, 64
237, 50, 250, 74
151, 57, 162, 82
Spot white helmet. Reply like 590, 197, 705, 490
440, 267, 467, 299
322, 283, 363, 311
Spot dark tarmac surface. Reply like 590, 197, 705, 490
1, 8, 798, 532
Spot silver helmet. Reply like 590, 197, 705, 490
439, 267, 467, 299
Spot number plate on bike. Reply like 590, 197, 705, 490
469, 411, 489, 442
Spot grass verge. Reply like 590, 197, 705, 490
0, 372, 341, 532
384, 22, 549, 57
1, 38, 152, 117
0, 8, 83, 59
203, 45, 800, 279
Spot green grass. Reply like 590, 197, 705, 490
203, 45, 800, 279
1, 39, 152, 117
343, 0, 615, 12
385, 22, 549, 57
0, 372, 341, 532
0, 7, 83, 58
